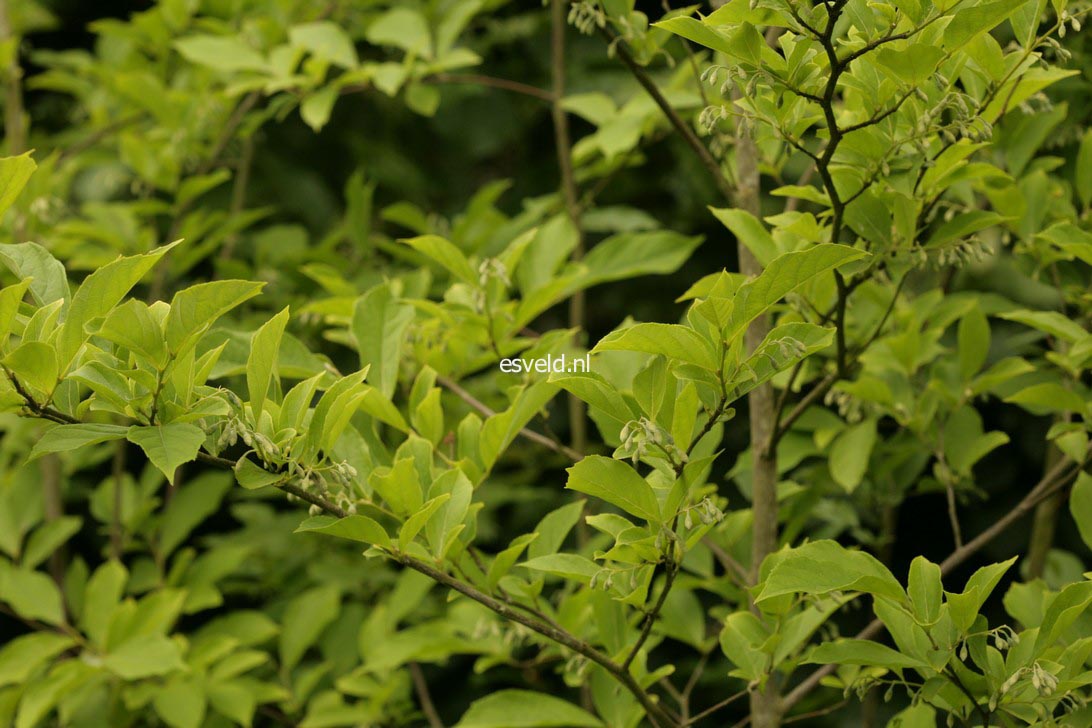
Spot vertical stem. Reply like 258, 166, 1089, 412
1026, 438, 1064, 579
550, 0, 588, 458
736, 101, 782, 728
0, 0, 27, 238
40, 453, 66, 585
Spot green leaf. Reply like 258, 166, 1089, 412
1071, 473, 1092, 552
97, 299, 168, 366
944, 0, 1028, 50
28, 423, 129, 461
807, 639, 927, 670
876, 45, 945, 84
153, 678, 206, 728
0, 633, 73, 688
247, 306, 289, 420
958, 304, 990, 379
757, 540, 905, 604
1004, 382, 1087, 414
728, 244, 867, 339
908, 556, 943, 625
279, 585, 340, 671
529, 500, 585, 559
1077, 129, 1092, 209
0, 242, 69, 306
455, 690, 604, 728
711, 208, 778, 266
234, 456, 285, 490
0, 566, 65, 625
365, 7, 432, 58
22, 517, 82, 570
289, 21, 358, 68
829, 419, 876, 492
579, 231, 704, 288
295, 515, 390, 548
520, 554, 599, 583
2, 341, 57, 396
300, 86, 338, 132
999, 309, 1087, 343
593, 322, 718, 370
174, 34, 267, 72
159, 472, 233, 557
81, 560, 127, 647
165, 280, 265, 356
103, 634, 185, 679
565, 456, 660, 523
57, 243, 176, 372
127, 423, 206, 485
351, 283, 413, 399
401, 235, 477, 284
0, 152, 36, 219
369, 457, 423, 516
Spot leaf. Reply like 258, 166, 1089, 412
1004, 382, 1087, 414
958, 304, 990, 380
57, 244, 176, 371
247, 306, 289, 420
153, 678, 206, 728
0, 633, 73, 688
908, 556, 943, 625
728, 244, 867, 339
97, 299, 168, 366
22, 517, 82, 570
159, 472, 233, 557
529, 500, 585, 559
757, 540, 905, 604
300, 86, 338, 132
401, 235, 477, 284
0, 152, 36, 219
999, 309, 1087, 343
352, 283, 413, 399
520, 554, 599, 583
829, 419, 877, 492
295, 515, 390, 548
127, 423, 206, 485
807, 639, 927, 670
0, 242, 69, 307
365, 7, 432, 58
1071, 473, 1092, 552
593, 322, 718, 370
0, 567, 65, 625
81, 560, 127, 647
579, 230, 704, 287
2, 341, 57, 396
290, 21, 358, 68
279, 585, 340, 671
876, 45, 945, 84
233, 456, 284, 490
455, 690, 604, 728
166, 280, 265, 356
103, 634, 185, 678
711, 207, 778, 266
174, 34, 267, 72
565, 456, 660, 523
1077, 129, 1092, 209
28, 423, 129, 461
944, 0, 1028, 50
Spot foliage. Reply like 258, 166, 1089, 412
0, 0, 1090, 727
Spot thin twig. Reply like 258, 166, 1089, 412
425, 73, 555, 103
409, 662, 444, 728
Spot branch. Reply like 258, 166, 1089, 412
437, 374, 583, 461
596, 24, 736, 204
623, 557, 679, 671
426, 73, 555, 103
409, 662, 444, 728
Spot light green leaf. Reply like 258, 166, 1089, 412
1071, 473, 1092, 552
565, 456, 660, 523
290, 21, 358, 68
455, 690, 604, 728
234, 456, 285, 490
999, 310, 1087, 343
520, 554, 599, 583
28, 423, 129, 461
944, 0, 1028, 50
153, 678, 206, 728
0, 567, 65, 625
1004, 382, 1087, 414
0, 633, 73, 688
279, 585, 340, 671
97, 299, 168, 366
103, 634, 185, 678
365, 7, 432, 58
0, 242, 69, 306
0, 152, 36, 219
958, 304, 990, 379
22, 517, 82, 570
81, 560, 127, 648
711, 208, 777, 266
159, 472, 233, 557
807, 639, 927, 670
165, 280, 265, 356
300, 86, 338, 132
127, 423, 206, 485
247, 306, 289, 420
579, 231, 704, 287
174, 34, 267, 72
593, 323, 718, 370
401, 235, 477, 284
757, 540, 905, 604
728, 244, 867, 339
351, 283, 413, 399
907, 556, 943, 625
830, 419, 876, 492
295, 515, 390, 548
528, 500, 585, 559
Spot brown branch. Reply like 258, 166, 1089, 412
596, 24, 735, 204
437, 374, 583, 461
623, 557, 678, 671
426, 73, 555, 103
409, 662, 444, 728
